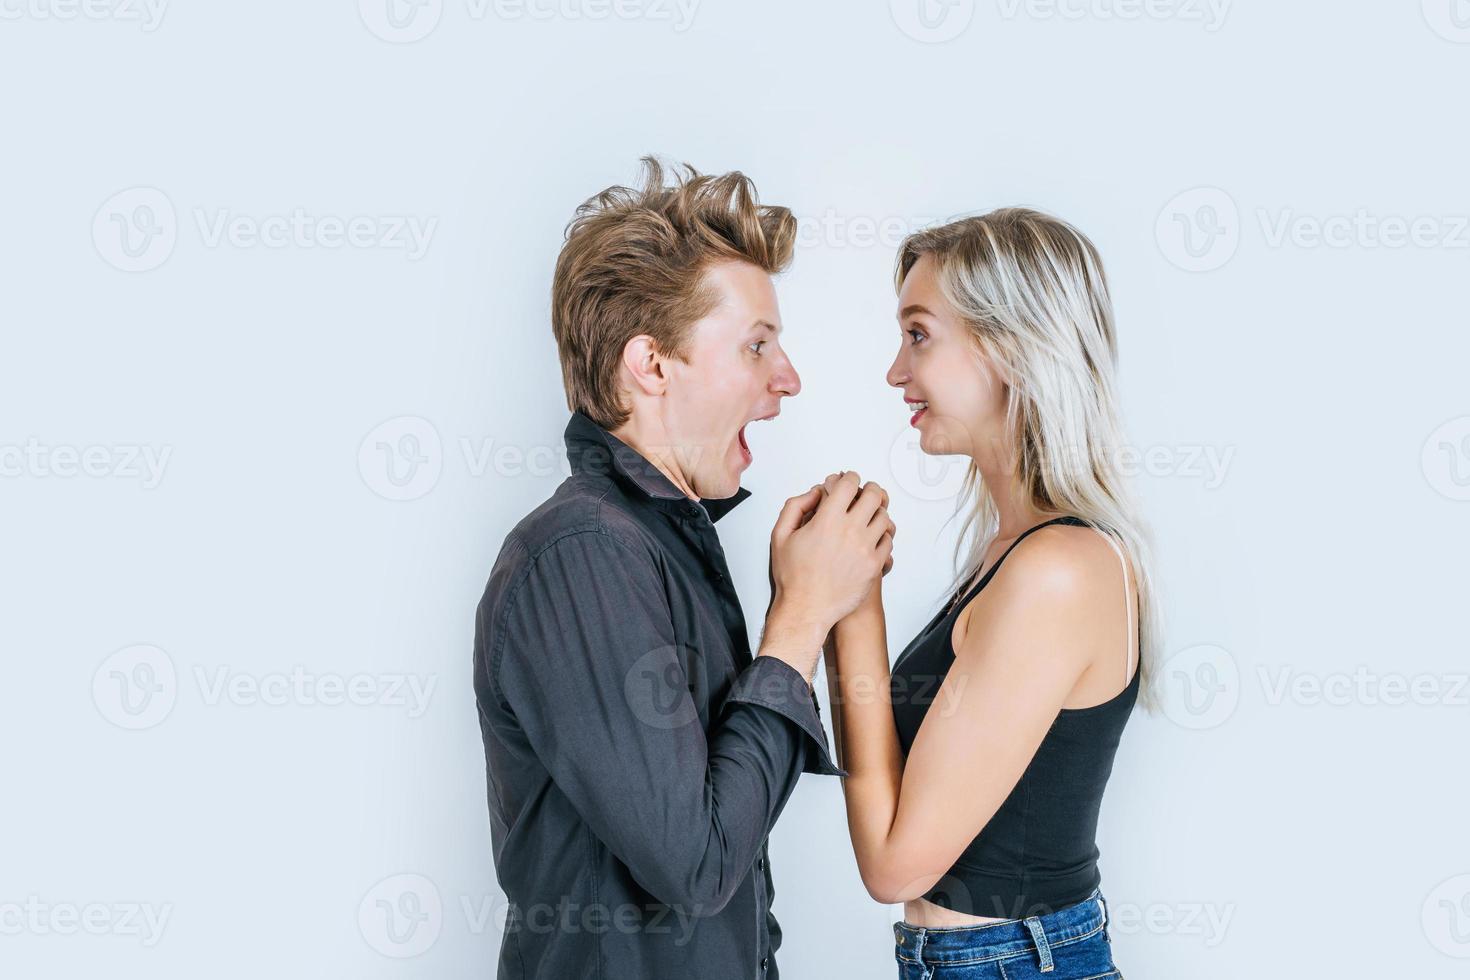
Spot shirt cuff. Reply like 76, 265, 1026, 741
725, 656, 848, 778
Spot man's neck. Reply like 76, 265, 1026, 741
609, 417, 699, 501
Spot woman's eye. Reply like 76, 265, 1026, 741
907, 329, 926, 346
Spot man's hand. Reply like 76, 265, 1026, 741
767, 472, 895, 638
818, 471, 896, 578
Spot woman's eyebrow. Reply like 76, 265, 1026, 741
899, 304, 933, 320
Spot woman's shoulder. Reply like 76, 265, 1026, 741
956, 520, 1130, 646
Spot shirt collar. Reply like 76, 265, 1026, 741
564, 411, 751, 524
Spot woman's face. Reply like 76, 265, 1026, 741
886, 253, 1008, 462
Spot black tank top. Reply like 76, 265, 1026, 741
889, 516, 1140, 919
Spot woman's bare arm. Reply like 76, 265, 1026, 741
826, 527, 1112, 904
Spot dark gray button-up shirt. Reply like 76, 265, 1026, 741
473, 411, 845, 980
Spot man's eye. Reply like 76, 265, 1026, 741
748, 341, 766, 355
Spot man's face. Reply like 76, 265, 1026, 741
658, 260, 801, 499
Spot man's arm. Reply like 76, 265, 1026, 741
486, 526, 840, 917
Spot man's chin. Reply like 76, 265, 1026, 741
693, 467, 744, 501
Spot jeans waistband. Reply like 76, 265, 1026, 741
893, 889, 1108, 970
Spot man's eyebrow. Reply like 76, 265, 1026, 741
754, 319, 782, 334
899, 304, 933, 320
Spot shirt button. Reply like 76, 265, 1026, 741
757, 857, 764, 871
760, 956, 768, 973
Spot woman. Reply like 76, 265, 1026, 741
821, 209, 1158, 979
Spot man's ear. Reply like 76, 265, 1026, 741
620, 335, 668, 397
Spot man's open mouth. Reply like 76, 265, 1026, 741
737, 411, 779, 466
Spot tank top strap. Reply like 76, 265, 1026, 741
949, 516, 1090, 613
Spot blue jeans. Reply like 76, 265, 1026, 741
894, 889, 1123, 979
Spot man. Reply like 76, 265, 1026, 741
472, 158, 895, 979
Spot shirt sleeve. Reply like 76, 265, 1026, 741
486, 527, 842, 917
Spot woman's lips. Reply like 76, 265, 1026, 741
910, 407, 927, 427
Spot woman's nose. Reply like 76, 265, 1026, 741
886, 351, 907, 388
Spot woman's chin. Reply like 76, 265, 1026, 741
918, 422, 969, 457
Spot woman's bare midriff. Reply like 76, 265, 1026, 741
902, 897, 1008, 928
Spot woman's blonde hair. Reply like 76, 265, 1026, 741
896, 208, 1161, 704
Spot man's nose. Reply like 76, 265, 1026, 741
771, 353, 802, 398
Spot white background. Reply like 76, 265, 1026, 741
4, 1, 1469, 977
